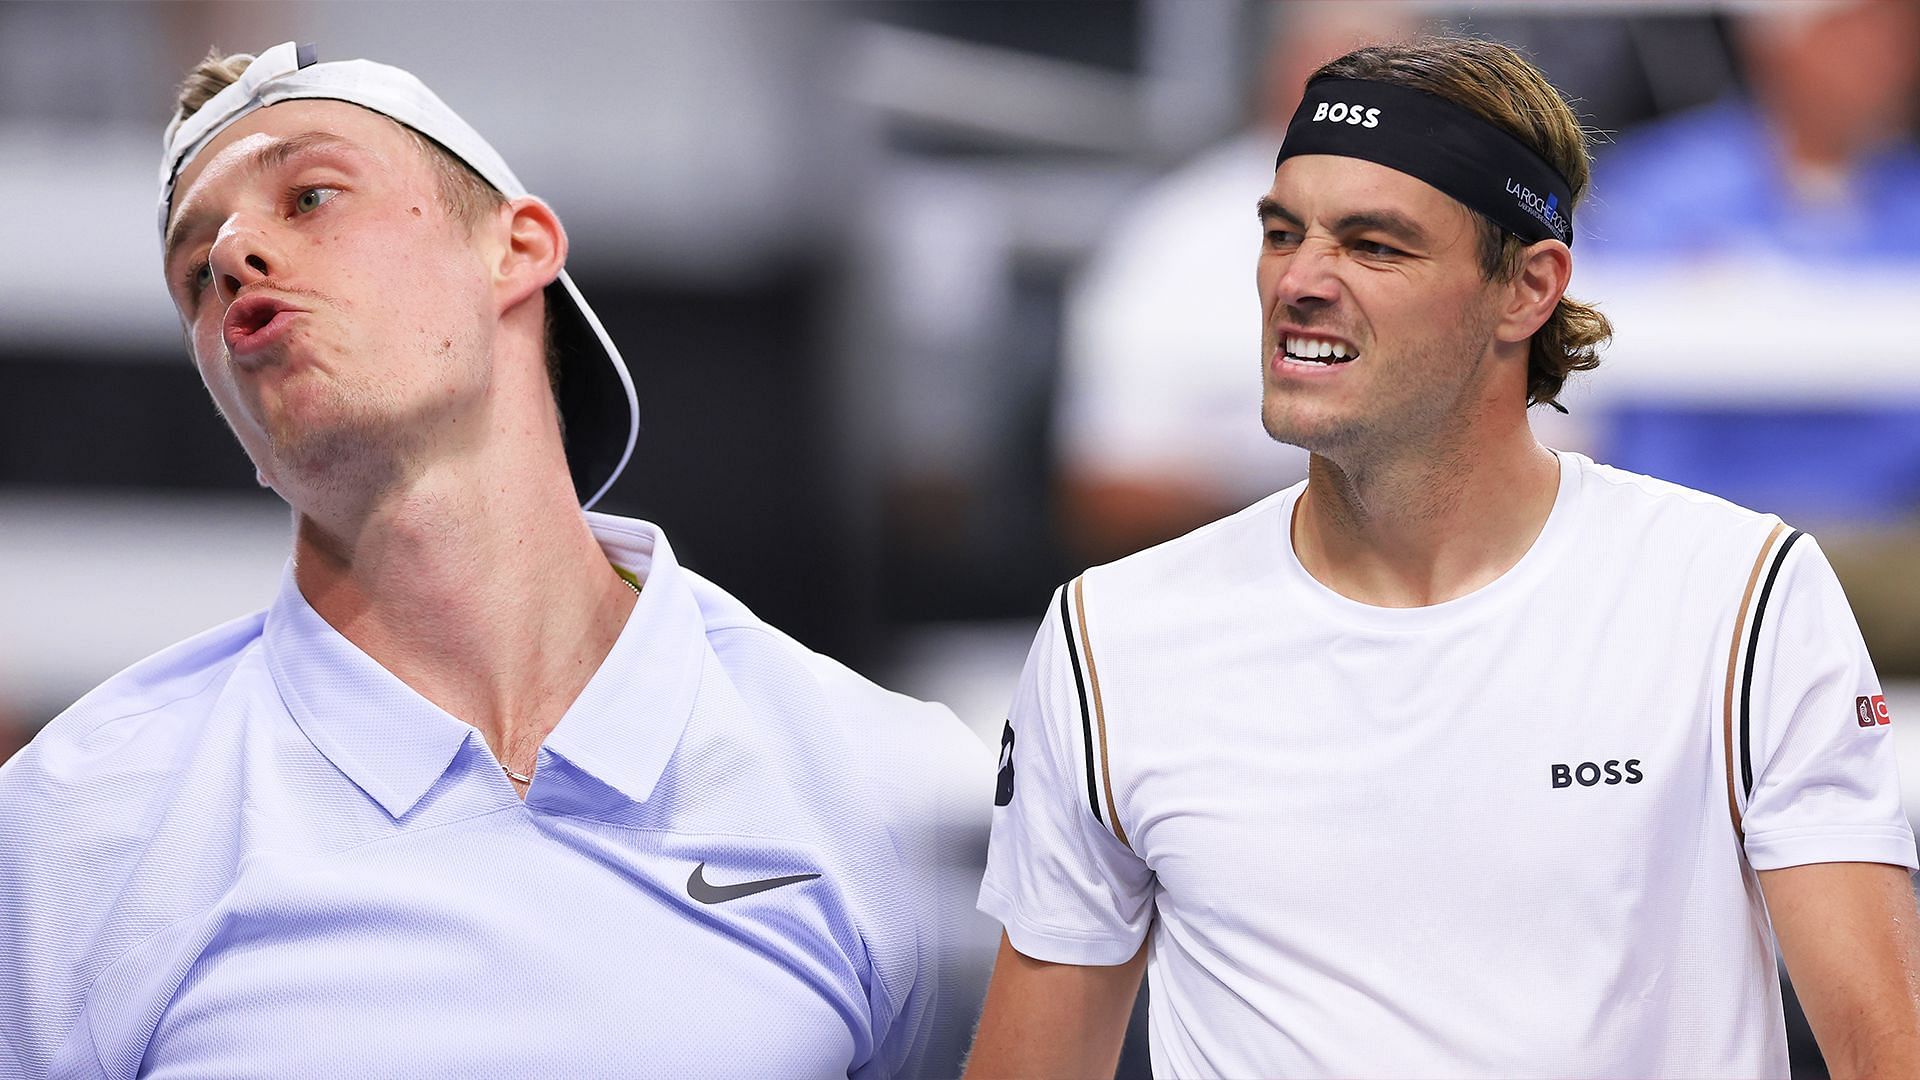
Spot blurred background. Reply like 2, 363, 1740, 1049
3, 0, 1917, 1073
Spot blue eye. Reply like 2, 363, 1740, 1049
293, 187, 338, 214
182, 260, 213, 298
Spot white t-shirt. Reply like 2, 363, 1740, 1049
979, 452, 1914, 1078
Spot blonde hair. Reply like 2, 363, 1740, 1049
1311, 37, 1611, 408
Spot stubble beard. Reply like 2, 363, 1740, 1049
1260, 301, 1501, 466
1258, 323, 1371, 455
254, 337, 488, 510
1261, 386, 1369, 455
261, 378, 413, 505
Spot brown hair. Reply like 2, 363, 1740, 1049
1310, 37, 1610, 408
172, 49, 559, 400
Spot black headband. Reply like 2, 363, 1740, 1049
1275, 78, 1575, 247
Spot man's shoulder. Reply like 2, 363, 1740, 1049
1011, 490, 1299, 679
1575, 456, 1786, 549
1078, 486, 1298, 607
681, 568, 990, 821
675, 567, 996, 1037
6, 608, 268, 806
42, 607, 267, 736
0, 610, 269, 1068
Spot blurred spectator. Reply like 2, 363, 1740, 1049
1587, 0, 1920, 258
1583, 0, 1920, 672
1053, 1, 1423, 567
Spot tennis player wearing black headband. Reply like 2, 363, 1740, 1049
967, 37, 1920, 1077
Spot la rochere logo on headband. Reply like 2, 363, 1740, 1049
1505, 178, 1569, 239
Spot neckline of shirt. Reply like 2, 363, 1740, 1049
1272, 450, 1583, 632
262, 513, 704, 819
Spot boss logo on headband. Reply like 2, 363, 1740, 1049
1505, 178, 1570, 239
1310, 101, 1381, 129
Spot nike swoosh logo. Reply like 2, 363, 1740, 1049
686, 862, 821, 905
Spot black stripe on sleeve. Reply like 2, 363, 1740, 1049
1058, 583, 1105, 826
1739, 529, 1805, 799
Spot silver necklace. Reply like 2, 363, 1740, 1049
501, 572, 641, 785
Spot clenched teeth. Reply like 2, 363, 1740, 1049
1281, 334, 1355, 363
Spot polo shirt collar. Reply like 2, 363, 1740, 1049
539, 513, 705, 807
264, 568, 474, 819
263, 514, 705, 818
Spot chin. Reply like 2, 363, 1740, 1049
264, 399, 407, 480
1262, 402, 1365, 456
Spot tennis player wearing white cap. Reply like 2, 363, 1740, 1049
0, 43, 990, 1078
967, 37, 1920, 1078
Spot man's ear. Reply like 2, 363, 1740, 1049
1494, 239, 1572, 345
492, 196, 567, 315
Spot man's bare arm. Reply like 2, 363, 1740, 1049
963, 933, 1148, 1080
1761, 861, 1920, 1077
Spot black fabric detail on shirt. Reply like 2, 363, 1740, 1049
1741, 529, 1805, 799
1058, 584, 1104, 826
995, 719, 1017, 807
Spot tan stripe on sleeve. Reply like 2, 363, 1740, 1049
1723, 521, 1787, 840
1072, 576, 1130, 850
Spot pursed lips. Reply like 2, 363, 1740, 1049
222, 293, 308, 360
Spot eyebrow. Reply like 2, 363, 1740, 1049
163, 131, 361, 268
1256, 196, 1300, 227
1257, 196, 1433, 249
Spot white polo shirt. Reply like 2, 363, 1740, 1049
980, 452, 1914, 1077
1, 513, 993, 1079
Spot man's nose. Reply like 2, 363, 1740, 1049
1268, 239, 1341, 309
208, 218, 281, 304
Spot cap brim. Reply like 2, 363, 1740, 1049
548, 270, 638, 510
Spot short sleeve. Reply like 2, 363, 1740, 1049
977, 586, 1155, 966
1740, 535, 1917, 871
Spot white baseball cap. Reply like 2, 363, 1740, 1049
159, 41, 639, 509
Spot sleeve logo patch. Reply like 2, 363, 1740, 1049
1857, 694, 1893, 727
995, 719, 1016, 806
